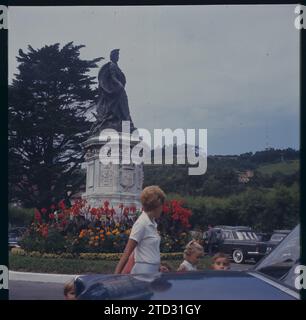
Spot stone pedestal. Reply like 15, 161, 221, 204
82, 133, 144, 213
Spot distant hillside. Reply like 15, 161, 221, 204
257, 160, 299, 176
143, 148, 299, 198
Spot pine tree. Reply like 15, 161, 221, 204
9, 42, 103, 208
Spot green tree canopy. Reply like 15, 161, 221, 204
9, 42, 103, 208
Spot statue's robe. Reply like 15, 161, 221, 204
96, 62, 133, 127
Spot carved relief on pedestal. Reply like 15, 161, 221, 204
119, 164, 136, 192
99, 163, 113, 187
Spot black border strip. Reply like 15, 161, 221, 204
0, 0, 8, 301
5, 0, 304, 5
300, 3, 305, 301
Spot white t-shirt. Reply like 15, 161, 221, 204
179, 260, 197, 271
129, 212, 161, 265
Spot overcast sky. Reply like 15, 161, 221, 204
8, 5, 300, 155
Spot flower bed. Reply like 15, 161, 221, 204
20, 199, 193, 254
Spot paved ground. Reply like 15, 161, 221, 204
9, 280, 65, 300
9, 262, 254, 300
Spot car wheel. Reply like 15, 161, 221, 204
232, 249, 244, 264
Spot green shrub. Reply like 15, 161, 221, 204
10, 250, 184, 261
29, 251, 42, 258
9, 206, 34, 227
10, 247, 26, 256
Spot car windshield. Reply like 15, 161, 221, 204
255, 225, 299, 289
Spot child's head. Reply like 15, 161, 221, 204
64, 279, 76, 300
212, 253, 230, 270
183, 240, 204, 265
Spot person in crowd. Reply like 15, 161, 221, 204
64, 279, 76, 300
115, 186, 166, 274
205, 225, 218, 256
177, 240, 204, 272
211, 252, 231, 270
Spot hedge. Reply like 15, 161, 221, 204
10, 247, 183, 261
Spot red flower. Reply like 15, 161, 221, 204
49, 213, 55, 220
123, 207, 129, 216
90, 208, 97, 215
103, 200, 109, 208
41, 226, 48, 237
130, 206, 136, 213
105, 207, 110, 216
50, 204, 56, 210
58, 213, 64, 220
41, 208, 47, 215
162, 204, 170, 214
58, 200, 66, 210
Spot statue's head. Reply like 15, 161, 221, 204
110, 49, 120, 63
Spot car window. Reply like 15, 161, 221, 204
222, 231, 233, 240
232, 231, 238, 240
242, 232, 250, 240
236, 231, 243, 240
247, 232, 255, 240
251, 232, 259, 240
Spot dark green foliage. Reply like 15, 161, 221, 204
144, 148, 299, 232
9, 206, 34, 227
9, 42, 103, 208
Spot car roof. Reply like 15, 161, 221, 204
214, 225, 251, 230
272, 230, 291, 234
75, 271, 298, 300
214, 226, 254, 232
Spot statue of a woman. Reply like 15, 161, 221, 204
90, 49, 135, 135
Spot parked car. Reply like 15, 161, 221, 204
204, 226, 267, 264
265, 229, 292, 254
255, 225, 300, 286
74, 225, 300, 300
8, 227, 26, 250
